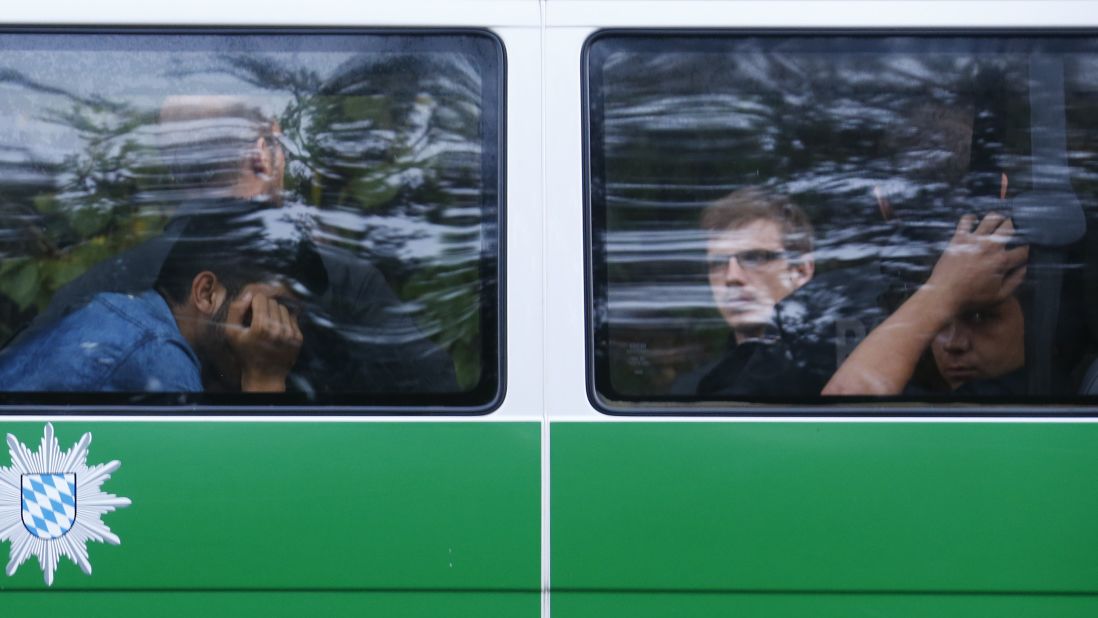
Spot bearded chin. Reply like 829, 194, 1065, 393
197, 299, 239, 392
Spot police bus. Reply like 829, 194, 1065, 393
1, 1, 1097, 616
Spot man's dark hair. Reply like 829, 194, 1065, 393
155, 200, 328, 306
700, 186, 814, 257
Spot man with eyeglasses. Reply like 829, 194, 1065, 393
673, 187, 817, 396
703, 187, 816, 344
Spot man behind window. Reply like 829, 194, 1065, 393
673, 187, 819, 397
0, 204, 324, 392
6, 96, 458, 396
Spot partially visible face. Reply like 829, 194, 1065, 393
706, 219, 806, 338
931, 296, 1025, 390
199, 281, 297, 392
257, 120, 286, 205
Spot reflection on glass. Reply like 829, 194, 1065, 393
589, 36, 1098, 407
0, 33, 500, 405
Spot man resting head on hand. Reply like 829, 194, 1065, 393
0, 201, 326, 393
823, 212, 1028, 396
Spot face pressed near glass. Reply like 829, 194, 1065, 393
706, 219, 807, 341
931, 295, 1025, 390
202, 281, 300, 392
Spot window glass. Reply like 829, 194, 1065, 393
587, 33, 1098, 410
0, 30, 502, 409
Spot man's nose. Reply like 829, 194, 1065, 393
940, 321, 971, 352
723, 255, 748, 283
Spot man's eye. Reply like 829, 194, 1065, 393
739, 250, 782, 267
707, 255, 730, 271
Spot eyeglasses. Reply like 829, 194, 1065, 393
707, 249, 787, 273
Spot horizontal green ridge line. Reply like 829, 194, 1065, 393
0, 587, 537, 594
3, 588, 1098, 597
550, 589, 1098, 597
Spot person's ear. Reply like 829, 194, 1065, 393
788, 255, 815, 289
190, 271, 228, 317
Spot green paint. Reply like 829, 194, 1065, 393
10, 417, 1095, 618
0, 422, 540, 592
552, 422, 1098, 593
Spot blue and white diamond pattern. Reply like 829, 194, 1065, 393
21, 473, 77, 540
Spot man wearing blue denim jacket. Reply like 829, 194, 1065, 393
0, 289, 202, 392
0, 203, 324, 393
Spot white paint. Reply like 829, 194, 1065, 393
538, 6, 552, 618
0, 10, 545, 423
1, 0, 541, 28
1, 4, 1097, 617
0, 3, 1093, 424
501, 25, 547, 423
538, 3, 1098, 422
544, 26, 595, 421
545, 0, 1098, 28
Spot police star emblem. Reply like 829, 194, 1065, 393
1, 424, 131, 585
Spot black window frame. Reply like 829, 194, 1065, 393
0, 26, 507, 415
584, 28, 1098, 417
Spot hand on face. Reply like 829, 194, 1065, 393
925, 212, 1029, 315
223, 283, 303, 393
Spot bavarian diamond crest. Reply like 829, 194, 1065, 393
1, 424, 131, 585
21, 473, 77, 540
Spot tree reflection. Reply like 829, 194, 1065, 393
0, 44, 492, 391
594, 40, 1098, 398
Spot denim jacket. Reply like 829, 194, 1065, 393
0, 290, 201, 392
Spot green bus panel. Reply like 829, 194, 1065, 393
1, 422, 540, 594
552, 422, 1098, 594
553, 592, 1098, 618
0, 591, 538, 617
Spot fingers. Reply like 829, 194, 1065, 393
953, 213, 977, 238
288, 310, 303, 342
992, 216, 1014, 235
277, 303, 291, 335
989, 217, 1023, 249
249, 292, 272, 333
266, 296, 282, 337
276, 302, 302, 344
227, 290, 253, 325
229, 284, 303, 393
1002, 244, 1030, 271
959, 213, 1029, 253
973, 211, 1007, 235
223, 290, 254, 342
244, 292, 301, 345
1001, 265, 1028, 297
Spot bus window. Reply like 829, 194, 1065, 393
0, 30, 503, 411
586, 33, 1098, 412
